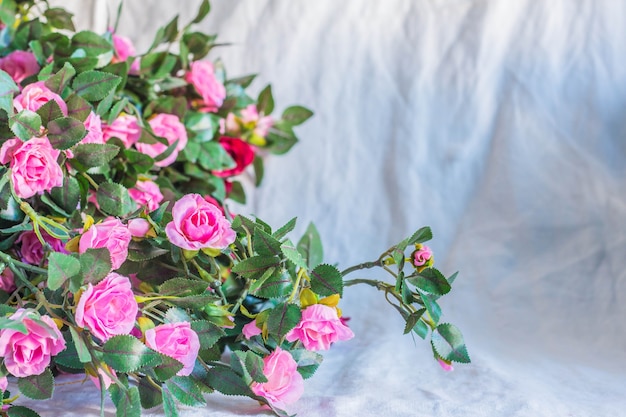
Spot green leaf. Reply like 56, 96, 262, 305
102, 335, 161, 372
413, 319, 429, 339
109, 385, 141, 417
408, 268, 451, 296
79, 247, 112, 284
153, 353, 184, 382
197, 140, 235, 171
408, 227, 433, 245
204, 366, 253, 397
126, 240, 168, 262
161, 386, 180, 417
252, 154, 264, 186
310, 264, 343, 297
267, 303, 301, 341
44, 62, 76, 94
291, 349, 324, 380
251, 268, 293, 299
281, 106, 313, 126
403, 308, 426, 335
123, 149, 154, 174
230, 350, 267, 384
191, 0, 211, 24
7, 406, 42, 417
72, 143, 119, 168
420, 292, 441, 325
138, 377, 164, 409
17, 368, 54, 400
47, 252, 80, 290
9, 110, 42, 140
36, 99, 65, 126
392, 238, 409, 274
431, 323, 471, 363
191, 320, 225, 349
159, 278, 209, 297
97, 182, 133, 217
44, 7, 76, 31
47, 117, 86, 150
280, 239, 307, 270
231, 255, 280, 280
253, 227, 282, 257
163, 15, 179, 43
273, 217, 297, 241
50, 176, 80, 214
71, 31, 113, 57
0, 68, 20, 116
66, 93, 92, 122
297, 222, 323, 269
72, 70, 121, 102
68, 326, 92, 363
227, 74, 257, 89
257, 85, 274, 115
167, 294, 220, 309
165, 376, 206, 407
53, 332, 83, 369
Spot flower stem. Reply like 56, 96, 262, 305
340, 260, 383, 277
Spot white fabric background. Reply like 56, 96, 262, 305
17, 1, 626, 416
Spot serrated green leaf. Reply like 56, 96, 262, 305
231, 255, 280, 280
50, 176, 80, 215
257, 85, 274, 115
71, 31, 113, 57
291, 349, 323, 380
431, 323, 471, 363
109, 384, 141, 417
197, 140, 235, 171
47, 117, 86, 150
138, 377, 164, 409
68, 326, 92, 363
0, 69, 20, 116
7, 406, 42, 417
297, 222, 323, 269
159, 278, 209, 297
153, 353, 184, 382
281, 106, 313, 126
36, 99, 65, 125
161, 385, 180, 417
72, 70, 121, 102
44, 7, 76, 31
408, 268, 451, 296
403, 308, 426, 335
72, 143, 119, 168
230, 350, 267, 384
408, 227, 433, 245
17, 368, 54, 400
413, 319, 429, 339
167, 294, 220, 309
205, 366, 253, 397
102, 335, 161, 372
267, 302, 301, 342
253, 227, 282, 256
273, 217, 297, 241
420, 292, 441, 325
47, 252, 80, 290
250, 268, 292, 299
97, 182, 133, 217
165, 376, 206, 406
123, 149, 154, 174
9, 110, 41, 140
281, 239, 307, 270
44, 61, 76, 94
310, 264, 343, 297
65, 93, 91, 121
191, 320, 225, 349
79, 247, 112, 284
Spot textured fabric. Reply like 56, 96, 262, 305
16, 1, 626, 415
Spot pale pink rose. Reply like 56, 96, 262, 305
111, 33, 140, 74
127, 218, 151, 238
128, 179, 163, 211
0, 309, 66, 377
135, 113, 187, 167
240, 105, 274, 137
0, 50, 40, 84
0, 267, 16, 293
212, 136, 255, 178
165, 193, 236, 251
88, 364, 116, 389
242, 321, 262, 339
17, 229, 68, 265
13, 81, 67, 114
220, 113, 238, 135
102, 114, 141, 148
185, 60, 225, 112
0, 376, 7, 392
74, 272, 138, 342
286, 304, 354, 351
79, 217, 132, 270
144, 322, 200, 376
251, 347, 304, 408
413, 245, 433, 267
437, 358, 454, 372
0, 137, 63, 198
81, 112, 104, 144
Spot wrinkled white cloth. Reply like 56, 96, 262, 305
20, 1, 626, 416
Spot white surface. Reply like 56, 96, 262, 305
20, 1, 626, 416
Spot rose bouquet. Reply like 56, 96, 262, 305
0, 1, 470, 416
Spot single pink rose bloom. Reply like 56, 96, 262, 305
128, 179, 163, 212
81, 111, 104, 144
203, 195, 225, 215
0, 376, 7, 392
185, 60, 226, 113
437, 358, 454, 372
413, 245, 433, 267
240, 104, 274, 137
0, 266, 16, 293
135, 113, 187, 167
0, 137, 63, 198
102, 114, 142, 148
0, 309, 66, 377
0, 50, 40, 85
13, 81, 67, 114
79, 217, 132, 270
242, 321, 262, 339
74, 272, 138, 342
17, 229, 68, 265
111, 33, 140, 73
165, 193, 236, 251
286, 304, 354, 351
212, 136, 255, 178
144, 322, 200, 376
251, 347, 304, 408
127, 218, 152, 238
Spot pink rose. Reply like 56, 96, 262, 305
111, 33, 140, 74
240, 105, 274, 137
203, 195, 225, 215
144, 322, 200, 376
79, 217, 132, 270
242, 321, 262, 339
0, 309, 66, 377
0, 137, 63, 198
74, 272, 138, 342
102, 114, 141, 148
0, 50, 40, 84
185, 60, 226, 112
437, 358, 454, 372
127, 218, 152, 238
13, 81, 67, 114
212, 136, 255, 178
81, 112, 104, 144
0, 266, 16, 293
165, 193, 236, 251
135, 113, 187, 167
128, 179, 163, 212
413, 244, 433, 267
251, 347, 304, 408
17, 229, 68, 265
286, 304, 354, 351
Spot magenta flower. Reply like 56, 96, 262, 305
13, 81, 67, 114
17, 229, 68, 265
144, 322, 200, 376
242, 321, 262, 339
0, 266, 16, 293
286, 304, 354, 351
0, 50, 40, 85
185, 60, 226, 112
251, 347, 304, 408
102, 114, 142, 148
212, 136, 255, 178
135, 113, 188, 167
79, 217, 132, 270
413, 244, 433, 267
81, 112, 105, 144
128, 179, 163, 212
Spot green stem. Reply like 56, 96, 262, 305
230, 279, 252, 314
340, 260, 383, 277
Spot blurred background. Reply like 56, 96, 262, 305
43, 1, 626, 416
